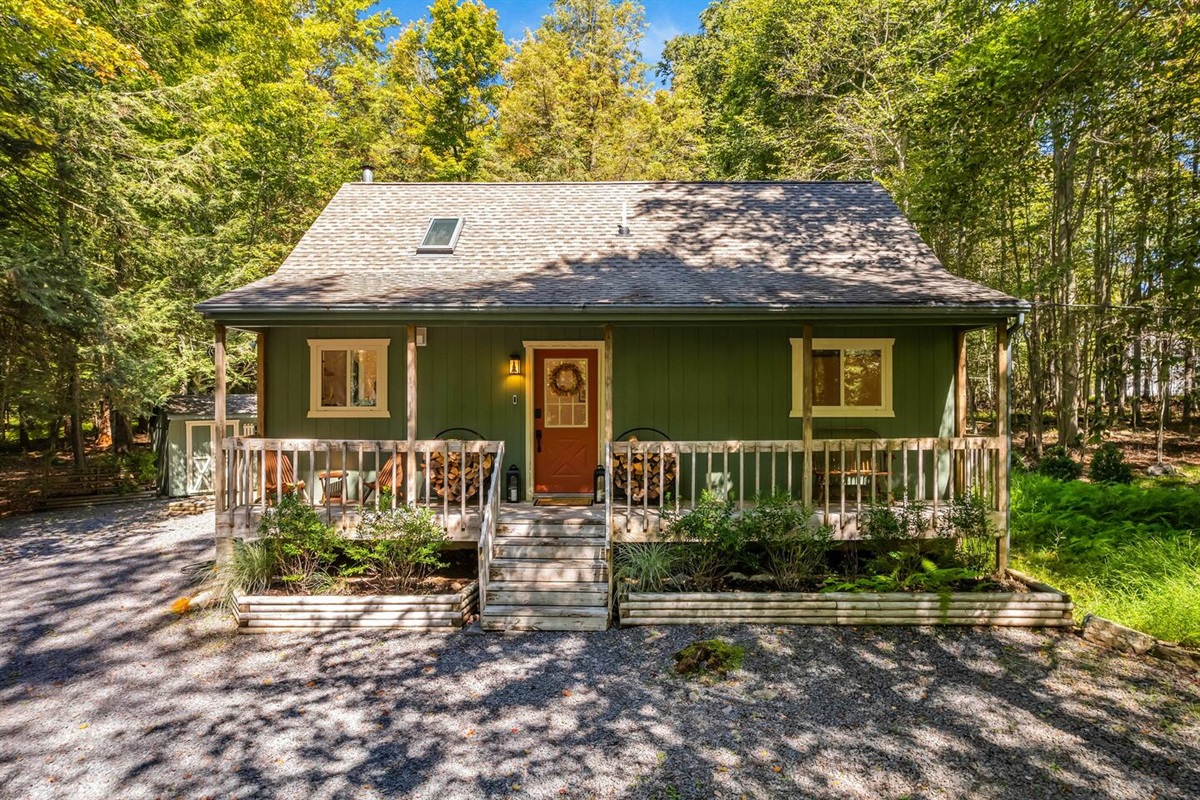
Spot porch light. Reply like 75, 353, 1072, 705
508, 354, 522, 375
593, 464, 606, 505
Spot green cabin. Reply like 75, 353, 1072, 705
198, 179, 1027, 631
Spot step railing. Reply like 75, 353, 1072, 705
603, 441, 615, 625
609, 436, 1003, 534
218, 437, 503, 532
477, 441, 504, 618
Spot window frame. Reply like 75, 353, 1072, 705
417, 217, 464, 253
307, 338, 390, 419
789, 337, 894, 418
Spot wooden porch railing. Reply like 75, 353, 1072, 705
476, 441, 503, 618
217, 437, 503, 533
609, 437, 1004, 536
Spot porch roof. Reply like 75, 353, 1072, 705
197, 181, 1028, 321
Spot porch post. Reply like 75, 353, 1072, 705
603, 324, 613, 444
214, 323, 232, 564
255, 332, 266, 435
996, 321, 1010, 571
954, 327, 968, 493
406, 324, 417, 505
802, 324, 814, 506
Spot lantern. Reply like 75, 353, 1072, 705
506, 463, 521, 503
593, 464, 606, 504
508, 354, 522, 375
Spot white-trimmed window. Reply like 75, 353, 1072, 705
308, 339, 389, 418
790, 338, 894, 418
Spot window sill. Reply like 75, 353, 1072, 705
790, 407, 895, 419
307, 408, 390, 419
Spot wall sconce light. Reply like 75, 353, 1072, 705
508, 354, 522, 375
415, 327, 427, 347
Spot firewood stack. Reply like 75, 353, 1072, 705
611, 440, 677, 504
428, 450, 495, 503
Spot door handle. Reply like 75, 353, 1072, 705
535, 429, 542, 453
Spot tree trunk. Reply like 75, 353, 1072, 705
113, 409, 133, 453
69, 357, 86, 469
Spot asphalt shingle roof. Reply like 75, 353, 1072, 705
162, 394, 257, 417
197, 181, 1026, 316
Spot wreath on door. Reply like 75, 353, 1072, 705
548, 362, 586, 397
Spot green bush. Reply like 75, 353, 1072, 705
741, 492, 832, 591
616, 542, 682, 593
940, 491, 997, 574
663, 490, 749, 590
1037, 446, 1083, 481
1089, 442, 1134, 484
857, 501, 930, 583
257, 494, 343, 591
348, 505, 448, 592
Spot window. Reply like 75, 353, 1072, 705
417, 217, 464, 253
790, 338, 894, 417
308, 339, 389, 418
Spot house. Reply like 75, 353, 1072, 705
154, 394, 258, 497
197, 179, 1028, 630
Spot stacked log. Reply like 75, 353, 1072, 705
428, 450, 495, 502
612, 443, 677, 504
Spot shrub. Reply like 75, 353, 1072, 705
940, 491, 997, 574
1089, 442, 1134, 485
616, 542, 681, 593
740, 492, 833, 590
350, 505, 448, 592
663, 490, 748, 590
1037, 446, 1083, 481
257, 494, 342, 591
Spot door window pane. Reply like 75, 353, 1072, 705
320, 350, 347, 407
544, 358, 589, 428
844, 349, 883, 407
812, 350, 841, 406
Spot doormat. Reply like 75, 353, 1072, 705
533, 496, 593, 507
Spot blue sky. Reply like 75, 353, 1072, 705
376, 1, 710, 64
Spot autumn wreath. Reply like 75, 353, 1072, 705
548, 362, 585, 397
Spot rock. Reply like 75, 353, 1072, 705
463, 621, 486, 636
1145, 462, 1178, 477
674, 639, 745, 677
726, 572, 751, 582
749, 574, 774, 583
1152, 642, 1200, 673
1082, 614, 1155, 655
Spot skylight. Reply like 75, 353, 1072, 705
418, 217, 464, 253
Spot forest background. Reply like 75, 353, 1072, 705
2, 0, 1197, 468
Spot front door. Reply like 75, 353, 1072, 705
533, 348, 599, 494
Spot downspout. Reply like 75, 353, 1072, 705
1004, 312, 1025, 552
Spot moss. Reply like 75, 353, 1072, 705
673, 639, 745, 677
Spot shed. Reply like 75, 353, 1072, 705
155, 395, 258, 497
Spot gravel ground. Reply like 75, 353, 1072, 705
1, 504, 1198, 800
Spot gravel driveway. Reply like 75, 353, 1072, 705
1, 503, 1197, 800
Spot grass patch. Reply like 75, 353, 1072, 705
1010, 473, 1200, 646
674, 639, 745, 677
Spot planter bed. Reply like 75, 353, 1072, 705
620, 575, 1072, 628
233, 581, 478, 634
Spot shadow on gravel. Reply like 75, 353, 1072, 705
0, 506, 1198, 799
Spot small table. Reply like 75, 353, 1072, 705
317, 470, 346, 506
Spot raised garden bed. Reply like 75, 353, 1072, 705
233, 580, 477, 634
619, 572, 1072, 628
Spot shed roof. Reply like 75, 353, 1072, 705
197, 181, 1026, 318
162, 394, 257, 418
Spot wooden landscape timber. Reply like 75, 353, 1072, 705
620, 580, 1073, 628
233, 582, 478, 633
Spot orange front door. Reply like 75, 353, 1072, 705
533, 348, 599, 494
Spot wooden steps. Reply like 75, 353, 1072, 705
481, 515, 610, 632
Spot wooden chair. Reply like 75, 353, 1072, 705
363, 455, 406, 505
263, 451, 306, 503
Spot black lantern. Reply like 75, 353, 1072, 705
593, 464, 606, 504
506, 464, 522, 503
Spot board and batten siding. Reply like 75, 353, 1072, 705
262, 323, 955, 488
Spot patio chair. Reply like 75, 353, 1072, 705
262, 451, 306, 504
363, 454, 407, 505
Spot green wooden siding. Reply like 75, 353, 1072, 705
262, 322, 954, 497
